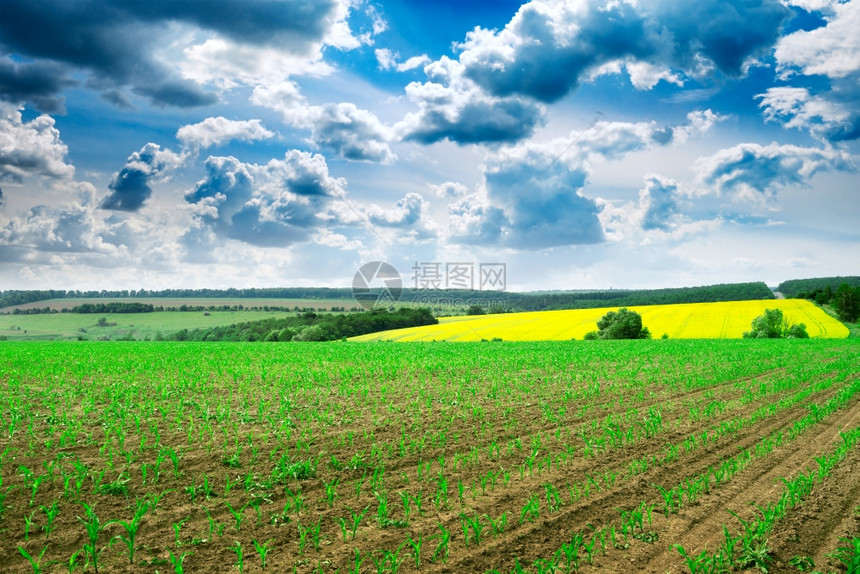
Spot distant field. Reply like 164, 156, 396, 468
1, 297, 358, 312
0, 309, 297, 340
351, 299, 849, 341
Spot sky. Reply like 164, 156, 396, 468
0, 0, 858, 293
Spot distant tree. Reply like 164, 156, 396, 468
466, 304, 486, 315
834, 283, 859, 322
743, 308, 808, 339
588, 308, 651, 340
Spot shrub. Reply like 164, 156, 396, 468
593, 308, 651, 340
743, 308, 808, 339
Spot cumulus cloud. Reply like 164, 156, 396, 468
0, 0, 355, 110
776, 0, 860, 79
758, 87, 854, 140
447, 113, 717, 249
0, 181, 140, 264
430, 181, 469, 199
695, 142, 855, 199
764, 0, 860, 140
101, 144, 185, 212
639, 175, 683, 231
183, 150, 347, 248
251, 82, 395, 163
0, 103, 75, 182
365, 192, 436, 240
397, 56, 544, 145
176, 117, 275, 150
455, 0, 789, 103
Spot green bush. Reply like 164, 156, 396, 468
591, 308, 651, 340
742, 308, 808, 339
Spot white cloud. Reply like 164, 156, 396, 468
758, 87, 851, 136
776, 0, 860, 80
766, 0, 860, 140
0, 103, 75, 182
375, 48, 398, 70
251, 82, 395, 163
453, 0, 789, 103
365, 192, 437, 240
177, 0, 362, 89
398, 55, 432, 72
183, 150, 348, 248
430, 181, 469, 199
445, 112, 727, 249
176, 117, 275, 149
180, 38, 335, 90
396, 56, 545, 145
695, 142, 855, 200
102, 143, 186, 212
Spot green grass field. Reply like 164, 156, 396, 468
0, 310, 297, 341
2, 297, 359, 312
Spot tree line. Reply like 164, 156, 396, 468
2, 281, 776, 313
164, 308, 437, 342
791, 282, 860, 323
777, 276, 860, 298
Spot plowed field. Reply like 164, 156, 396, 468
1, 340, 858, 573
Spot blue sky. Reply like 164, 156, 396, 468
1, 0, 858, 292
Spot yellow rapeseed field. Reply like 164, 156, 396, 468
351, 299, 848, 341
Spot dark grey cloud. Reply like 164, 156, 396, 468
402, 95, 543, 145
457, 0, 790, 103
184, 151, 345, 247
0, 57, 74, 114
117, 0, 336, 46
0, 187, 5, 208
101, 144, 184, 211
0, 0, 339, 110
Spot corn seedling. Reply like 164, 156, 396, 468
167, 548, 193, 574
460, 512, 485, 547
18, 544, 49, 574
825, 536, 860, 572
172, 516, 189, 546
405, 533, 423, 568
252, 538, 274, 569
228, 540, 244, 572
430, 521, 450, 563
39, 500, 60, 539
108, 499, 149, 563
225, 501, 248, 531
520, 492, 540, 524
76, 502, 114, 574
